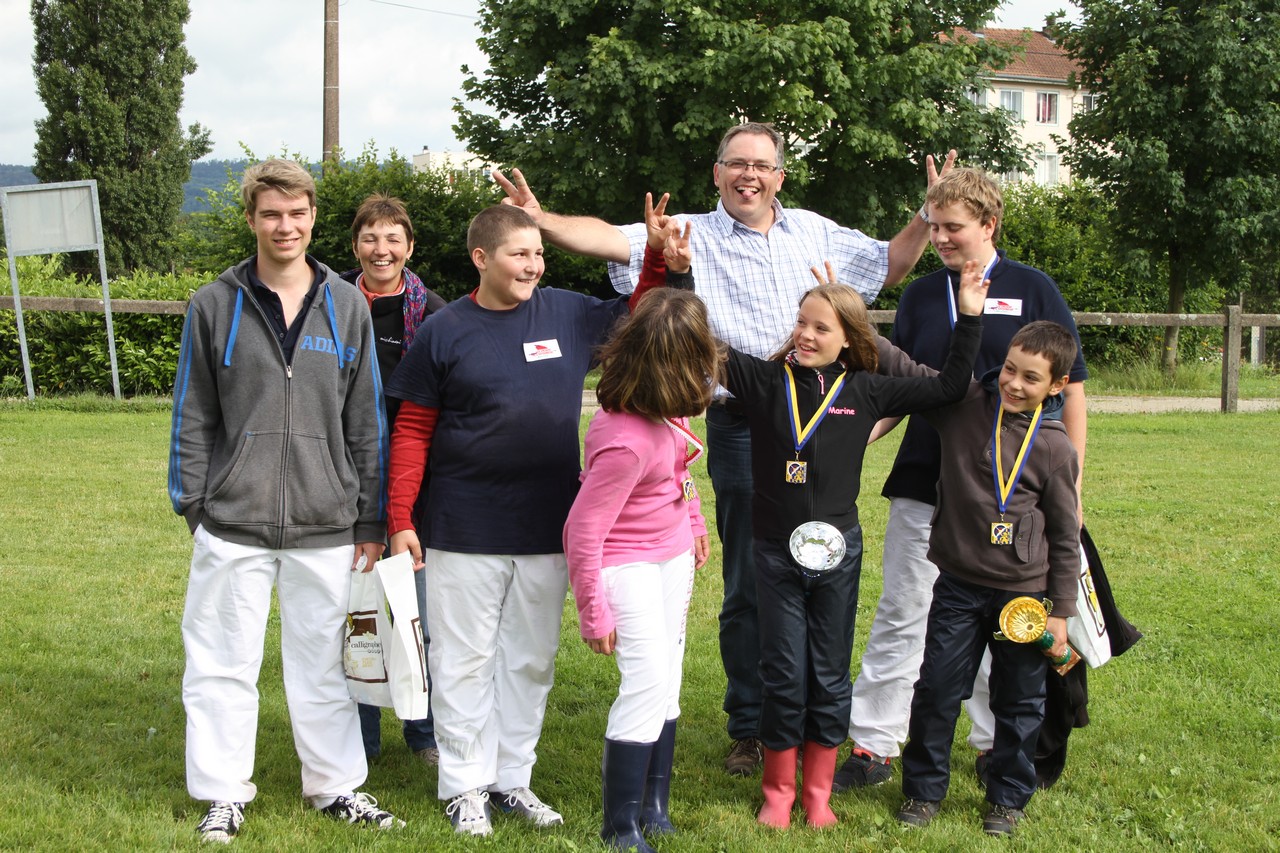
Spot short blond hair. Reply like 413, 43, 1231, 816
241, 159, 316, 215
925, 167, 1003, 242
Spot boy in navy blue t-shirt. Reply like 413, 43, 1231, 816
383, 204, 659, 837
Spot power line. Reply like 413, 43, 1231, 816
365, 0, 480, 19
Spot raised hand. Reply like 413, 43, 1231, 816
664, 220, 692, 274
955, 258, 991, 316
492, 168, 543, 221
809, 260, 840, 287
644, 192, 673, 250
926, 149, 958, 188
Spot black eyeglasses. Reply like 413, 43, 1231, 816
718, 159, 783, 175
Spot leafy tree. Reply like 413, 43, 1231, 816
1057, 0, 1280, 372
454, 0, 1027, 239
31, 0, 211, 274
1001, 181, 1224, 365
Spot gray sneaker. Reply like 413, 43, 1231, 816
446, 789, 493, 836
493, 786, 564, 826
195, 801, 245, 844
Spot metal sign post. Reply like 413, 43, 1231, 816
0, 180, 120, 400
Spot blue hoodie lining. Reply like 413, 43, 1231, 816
224, 289, 244, 367
323, 284, 345, 369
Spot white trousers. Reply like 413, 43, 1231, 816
849, 498, 994, 757
602, 552, 696, 743
423, 549, 568, 800
182, 526, 366, 805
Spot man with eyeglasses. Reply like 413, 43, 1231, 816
494, 122, 953, 777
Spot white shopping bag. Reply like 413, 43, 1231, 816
343, 568, 393, 707
1066, 541, 1112, 668
375, 551, 431, 720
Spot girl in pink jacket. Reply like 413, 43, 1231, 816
564, 285, 721, 853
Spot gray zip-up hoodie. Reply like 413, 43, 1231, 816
168, 256, 388, 549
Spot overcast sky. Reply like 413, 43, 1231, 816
0, 0, 1077, 166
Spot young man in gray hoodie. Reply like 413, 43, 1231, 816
168, 159, 401, 843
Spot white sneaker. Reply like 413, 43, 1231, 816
195, 801, 245, 844
494, 786, 564, 827
446, 788, 493, 836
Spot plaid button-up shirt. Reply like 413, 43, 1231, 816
608, 199, 889, 361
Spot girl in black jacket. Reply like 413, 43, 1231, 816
641, 227, 987, 830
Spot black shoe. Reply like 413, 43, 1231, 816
724, 737, 763, 776
832, 746, 892, 791
975, 748, 993, 789
195, 801, 245, 844
896, 798, 940, 828
320, 793, 404, 829
983, 803, 1024, 837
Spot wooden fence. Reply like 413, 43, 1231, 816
3, 297, 1278, 413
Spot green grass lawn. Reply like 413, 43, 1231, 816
0, 403, 1277, 851
1087, 360, 1280, 398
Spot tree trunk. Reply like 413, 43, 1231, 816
1161, 246, 1188, 375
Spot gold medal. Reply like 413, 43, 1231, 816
990, 520, 1013, 545
782, 363, 846, 488
681, 478, 697, 502
991, 403, 1043, 546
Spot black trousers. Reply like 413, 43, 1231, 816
901, 572, 1047, 809
754, 525, 862, 751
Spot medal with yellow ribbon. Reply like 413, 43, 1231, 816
990, 402, 1044, 544
782, 363, 846, 485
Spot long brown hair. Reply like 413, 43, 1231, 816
769, 284, 879, 372
596, 290, 725, 419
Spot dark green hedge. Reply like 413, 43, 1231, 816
0, 260, 197, 396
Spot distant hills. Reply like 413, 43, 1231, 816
0, 159, 247, 214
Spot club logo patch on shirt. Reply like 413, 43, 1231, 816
984, 297, 1023, 317
523, 339, 563, 362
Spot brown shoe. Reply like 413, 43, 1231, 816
415, 746, 440, 766
725, 737, 764, 776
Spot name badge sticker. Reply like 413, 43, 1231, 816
984, 297, 1023, 317
523, 339, 563, 362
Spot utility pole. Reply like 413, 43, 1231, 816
323, 0, 339, 162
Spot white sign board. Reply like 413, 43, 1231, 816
1, 180, 119, 399
3, 181, 101, 255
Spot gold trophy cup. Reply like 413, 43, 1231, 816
993, 597, 1080, 675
